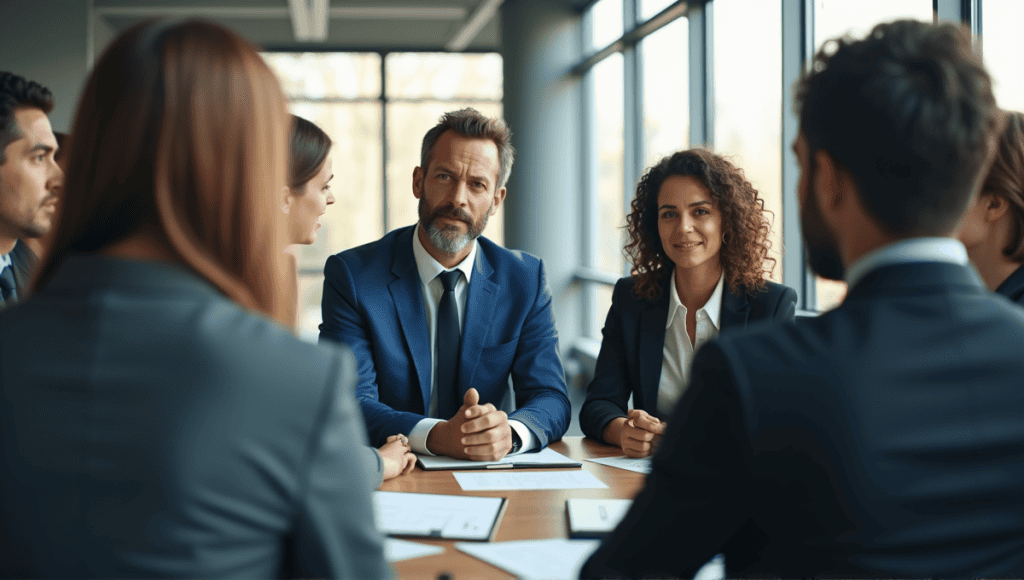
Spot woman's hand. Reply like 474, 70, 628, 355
603, 409, 667, 458
379, 434, 416, 480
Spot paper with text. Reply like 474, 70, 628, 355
586, 455, 652, 474
383, 538, 445, 563
373, 491, 505, 540
456, 539, 601, 580
453, 470, 608, 491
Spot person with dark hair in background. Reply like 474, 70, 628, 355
0, 71, 62, 307
958, 110, 1024, 305
582, 19, 1024, 578
579, 149, 796, 457
0, 19, 388, 579
320, 108, 570, 461
284, 113, 416, 483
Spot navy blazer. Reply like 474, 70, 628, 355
996, 263, 1024, 305
0, 256, 388, 579
582, 261, 1024, 578
320, 225, 571, 448
578, 272, 797, 442
0, 240, 37, 309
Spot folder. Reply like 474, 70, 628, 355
416, 447, 583, 470
566, 498, 632, 539
374, 491, 508, 541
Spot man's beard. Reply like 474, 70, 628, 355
800, 175, 845, 281
419, 194, 490, 256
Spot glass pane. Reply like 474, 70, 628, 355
640, 0, 677, 21
641, 16, 688, 169
589, 283, 615, 340
592, 53, 626, 275
814, 0, 934, 48
714, 0, 784, 283
589, 0, 624, 51
263, 52, 381, 99
813, 0, 932, 309
982, 0, 1024, 112
287, 102, 384, 270
297, 273, 327, 342
386, 102, 505, 245
385, 53, 503, 100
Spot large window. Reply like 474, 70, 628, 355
575, 0, 984, 336
263, 52, 503, 340
981, 0, 1024, 113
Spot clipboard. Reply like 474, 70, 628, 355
374, 491, 508, 541
565, 498, 632, 539
416, 447, 583, 471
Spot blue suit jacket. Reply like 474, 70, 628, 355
578, 272, 797, 442
320, 225, 571, 448
582, 261, 1024, 578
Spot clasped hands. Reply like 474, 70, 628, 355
605, 408, 667, 458
427, 388, 513, 461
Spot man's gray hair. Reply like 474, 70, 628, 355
420, 108, 515, 189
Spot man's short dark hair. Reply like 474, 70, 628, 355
420, 108, 514, 189
0, 72, 54, 165
796, 20, 1001, 237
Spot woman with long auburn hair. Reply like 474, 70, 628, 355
579, 149, 797, 457
0, 19, 388, 579
958, 110, 1024, 305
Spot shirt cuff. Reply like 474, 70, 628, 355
508, 420, 538, 454
409, 418, 444, 455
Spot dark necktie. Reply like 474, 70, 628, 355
0, 266, 16, 306
436, 270, 462, 419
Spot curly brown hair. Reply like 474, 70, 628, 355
625, 148, 776, 301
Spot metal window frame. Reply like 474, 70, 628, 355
265, 48, 502, 277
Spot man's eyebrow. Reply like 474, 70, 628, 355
28, 143, 55, 154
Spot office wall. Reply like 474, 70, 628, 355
501, 0, 586, 372
0, 0, 90, 133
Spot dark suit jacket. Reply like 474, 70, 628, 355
0, 255, 389, 579
581, 261, 1024, 578
320, 225, 571, 447
996, 263, 1024, 305
578, 273, 797, 442
0, 240, 37, 308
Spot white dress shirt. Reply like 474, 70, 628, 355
657, 271, 725, 417
844, 237, 969, 288
0, 252, 12, 271
407, 224, 537, 455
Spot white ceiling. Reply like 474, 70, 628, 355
91, 0, 522, 51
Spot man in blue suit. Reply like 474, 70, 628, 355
321, 108, 570, 460
582, 20, 1024, 578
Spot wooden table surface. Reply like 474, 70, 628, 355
379, 436, 645, 579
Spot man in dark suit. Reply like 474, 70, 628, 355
0, 71, 62, 307
321, 108, 570, 460
582, 20, 1024, 579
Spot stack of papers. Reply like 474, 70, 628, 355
456, 539, 601, 580
382, 538, 444, 563
566, 498, 633, 538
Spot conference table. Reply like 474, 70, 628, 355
379, 436, 646, 578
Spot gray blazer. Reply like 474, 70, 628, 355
0, 255, 390, 579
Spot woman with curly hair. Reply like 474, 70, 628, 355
579, 148, 797, 457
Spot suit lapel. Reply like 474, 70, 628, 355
719, 284, 750, 331
10, 240, 37, 296
388, 229, 432, 414
461, 247, 497, 393
638, 297, 669, 413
